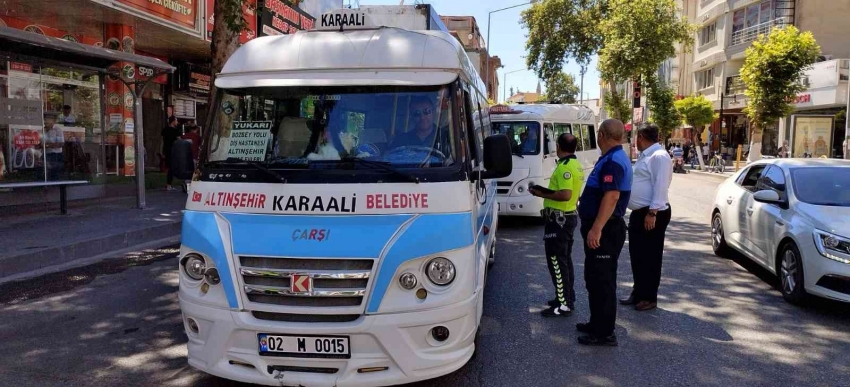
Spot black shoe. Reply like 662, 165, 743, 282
540, 305, 572, 318
577, 334, 618, 347
547, 299, 561, 308
619, 293, 637, 305
576, 322, 590, 333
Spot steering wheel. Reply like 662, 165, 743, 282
384, 146, 447, 163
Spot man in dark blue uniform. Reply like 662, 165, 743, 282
576, 119, 632, 346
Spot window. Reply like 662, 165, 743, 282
491, 121, 540, 155
543, 123, 554, 154
696, 68, 714, 90
737, 165, 767, 192
553, 123, 584, 151
792, 167, 850, 207
733, 0, 774, 32
586, 124, 597, 150
758, 165, 787, 200
579, 125, 592, 151
700, 22, 716, 46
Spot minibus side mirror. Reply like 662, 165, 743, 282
171, 139, 195, 180
479, 134, 512, 180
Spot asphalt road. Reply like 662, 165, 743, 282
1, 172, 849, 387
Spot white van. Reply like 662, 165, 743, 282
172, 9, 512, 387
489, 104, 599, 217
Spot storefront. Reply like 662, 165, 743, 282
780, 59, 849, 158
0, 26, 173, 211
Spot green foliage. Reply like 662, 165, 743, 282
220, 0, 249, 33
645, 74, 681, 138
542, 72, 580, 104
603, 87, 631, 121
740, 26, 821, 130
598, 0, 695, 83
674, 95, 717, 132
521, 0, 606, 81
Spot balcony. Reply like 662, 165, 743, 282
725, 76, 746, 96
730, 19, 790, 47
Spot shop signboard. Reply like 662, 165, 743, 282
791, 115, 834, 158
115, 0, 198, 29
259, 0, 315, 36
206, 0, 257, 43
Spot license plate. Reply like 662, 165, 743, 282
258, 334, 350, 358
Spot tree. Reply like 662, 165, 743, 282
740, 26, 820, 161
675, 95, 717, 170
204, 0, 251, 161
521, 0, 605, 82
645, 74, 681, 141
597, 0, 695, 85
602, 87, 631, 122
542, 72, 580, 104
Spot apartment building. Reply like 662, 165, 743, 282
440, 15, 502, 102
690, 0, 849, 158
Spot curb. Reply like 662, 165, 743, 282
0, 222, 182, 280
685, 169, 735, 180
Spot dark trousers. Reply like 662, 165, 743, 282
47, 153, 64, 180
543, 210, 577, 309
628, 206, 672, 303
581, 217, 627, 338
164, 153, 174, 185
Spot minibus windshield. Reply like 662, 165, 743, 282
491, 121, 540, 155
203, 85, 458, 173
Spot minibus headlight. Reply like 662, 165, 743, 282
182, 254, 207, 281
425, 257, 456, 286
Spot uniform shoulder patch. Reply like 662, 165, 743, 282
563, 171, 572, 180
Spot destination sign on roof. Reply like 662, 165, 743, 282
489, 105, 518, 114
314, 9, 376, 31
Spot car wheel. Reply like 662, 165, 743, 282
778, 242, 807, 305
711, 212, 732, 257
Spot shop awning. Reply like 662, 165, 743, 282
0, 26, 175, 73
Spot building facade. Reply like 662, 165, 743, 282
0, 0, 325, 212
686, 0, 848, 158
440, 15, 501, 102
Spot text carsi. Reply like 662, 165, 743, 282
366, 193, 428, 209
272, 195, 356, 213
204, 192, 266, 209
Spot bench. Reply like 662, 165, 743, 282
0, 180, 89, 215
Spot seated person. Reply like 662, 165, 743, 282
391, 96, 441, 151
520, 130, 538, 153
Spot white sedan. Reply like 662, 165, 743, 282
711, 159, 850, 305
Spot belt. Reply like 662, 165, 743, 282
542, 208, 577, 217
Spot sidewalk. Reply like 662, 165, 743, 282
685, 165, 736, 180
0, 191, 186, 281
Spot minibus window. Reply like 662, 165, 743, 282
491, 121, 541, 155
203, 85, 459, 172
580, 124, 592, 151
587, 125, 597, 149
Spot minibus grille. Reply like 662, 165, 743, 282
496, 181, 513, 195
239, 256, 373, 308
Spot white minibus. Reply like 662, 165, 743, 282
171, 9, 513, 387
489, 104, 599, 217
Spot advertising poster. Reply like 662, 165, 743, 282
226, 121, 272, 161
10, 125, 44, 171
793, 116, 834, 158
116, 0, 197, 29
259, 0, 315, 36
123, 134, 136, 176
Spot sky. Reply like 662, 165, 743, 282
358, 0, 602, 103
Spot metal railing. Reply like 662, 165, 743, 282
730, 19, 789, 46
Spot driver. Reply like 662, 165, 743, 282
391, 97, 440, 150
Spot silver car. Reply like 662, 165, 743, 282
711, 159, 850, 305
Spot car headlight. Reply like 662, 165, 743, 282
814, 230, 850, 264
182, 254, 207, 281
426, 257, 456, 286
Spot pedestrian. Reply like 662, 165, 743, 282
778, 141, 789, 158
576, 119, 632, 346
621, 124, 673, 312
843, 136, 849, 160
530, 133, 584, 317
162, 116, 181, 191
181, 125, 202, 193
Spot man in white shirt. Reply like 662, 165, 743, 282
44, 117, 65, 180
59, 105, 77, 126
620, 124, 672, 311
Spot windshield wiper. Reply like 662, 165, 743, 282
337, 157, 420, 183
206, 159, 287, 183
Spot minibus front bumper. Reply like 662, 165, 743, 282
180, 293, 478, 387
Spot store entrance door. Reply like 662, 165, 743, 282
143, 98, 163, 172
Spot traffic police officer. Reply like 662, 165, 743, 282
530, 133, 583, 317
576, 119, 632, 346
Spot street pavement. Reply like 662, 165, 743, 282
1, 173, 849, 387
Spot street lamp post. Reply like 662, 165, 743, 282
503, 69, 525, 103
485, 1, 536, 100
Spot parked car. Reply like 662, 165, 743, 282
711, 159, 850, 305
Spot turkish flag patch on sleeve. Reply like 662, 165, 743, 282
603, 175, 614, 183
